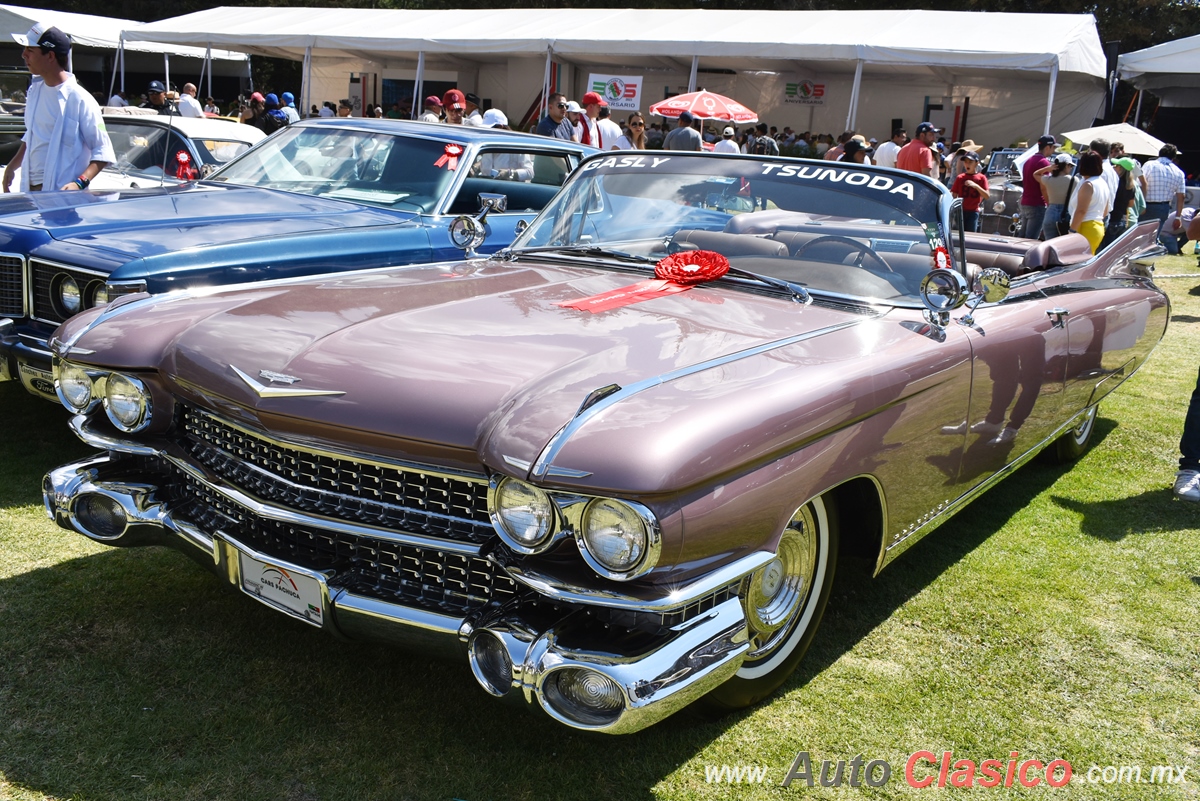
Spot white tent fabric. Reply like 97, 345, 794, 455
125, 7, 1104, 74
125, 7, 1106, 145
1116, 33, 1200, 108
0, 4, 247, 60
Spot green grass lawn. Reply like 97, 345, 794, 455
2, 255, 1198, 801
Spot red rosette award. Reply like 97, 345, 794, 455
434, 143, 463, 170
558, 250, 731, 313
931, 246, 951, 270
174, 150, 198, 181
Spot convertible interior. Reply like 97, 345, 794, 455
663, 209, 1095, 300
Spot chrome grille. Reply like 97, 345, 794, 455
0, 255, 22, 316
180, 406, 493, 544
32, 260, 107, 324
173, 468, 519, 615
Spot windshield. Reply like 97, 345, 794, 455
207, 125, 458, 212
514, 153, 949, 303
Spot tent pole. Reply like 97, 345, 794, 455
846, 58, 863, 131
197, 49, 207, 98
108, 36, 120, 101
687, 55, 698, 93
542, 48, 552, 120
164, 53, 170, 91
119, 36, 125, 92
1133, 91, 1143, 126
1043, 60, 1058, 136
67, 47, 72, 75
413, 51, 425, 120
302, 45, 312, 119
206, 47, 213, 101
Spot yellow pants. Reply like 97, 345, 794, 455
1077, 220, 1104, 253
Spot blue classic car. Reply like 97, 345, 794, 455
0, 119, 591, 400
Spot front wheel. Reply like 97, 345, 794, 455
1046, 404, 1098, 463
703, 495, 839, 711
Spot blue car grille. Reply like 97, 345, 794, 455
179, 405, 494, 545
31, 260, 108, 324
0, 255, 22, 317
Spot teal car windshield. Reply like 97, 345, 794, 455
208, 126, 458, 212
513, 153, 948, 303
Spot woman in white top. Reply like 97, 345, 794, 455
610, 112, 647, 150
1067, 151, 1112, 254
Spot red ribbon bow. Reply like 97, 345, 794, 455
434, 143, 463, 170
174, 149, 198, 181
558, 250, 731, 313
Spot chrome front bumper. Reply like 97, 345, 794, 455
44, 453, 753, 734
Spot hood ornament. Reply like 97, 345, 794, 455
231, 365, 345, 399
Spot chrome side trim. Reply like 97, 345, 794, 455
875, 406, 1096, 574
531, 318, 874, 479
495, 549, 775, 613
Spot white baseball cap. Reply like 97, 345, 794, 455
723, 126, 734, 137
481, 108, 508, 128
565, 100, 583, 113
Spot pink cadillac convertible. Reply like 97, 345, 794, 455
42, 151, 1166, 733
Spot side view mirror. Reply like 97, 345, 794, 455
959, 267, 1011, 327
450, 193, 509, 258
919, 269, 968, 329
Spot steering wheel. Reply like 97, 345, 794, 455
792, 235, 894, 273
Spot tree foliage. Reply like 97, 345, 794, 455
34, 0, 1200, 54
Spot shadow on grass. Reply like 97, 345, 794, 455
0, 383, 93, 508
1051, 488, 1200, 539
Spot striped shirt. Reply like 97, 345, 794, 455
1142, 157, 1185, 203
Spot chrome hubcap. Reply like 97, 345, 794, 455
1071, 406, 1097, 444
744, 504, 818, 661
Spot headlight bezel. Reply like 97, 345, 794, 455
102, 372, 153, 432
53, 359, 103, 414
487, 475, 662, 581
577, 497, 661, 581
488, 476, 561, 554
53, 273, 82, 316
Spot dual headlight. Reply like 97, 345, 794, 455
55, 361, 153, 432
490, 476, 660, 581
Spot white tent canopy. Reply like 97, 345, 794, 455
1116, 33, 1200, 108
0, 4, 246, 60
126, 7, 1106, 144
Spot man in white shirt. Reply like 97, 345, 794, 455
107, 90, 128, 107
280, 92, 301, 124
713, 126, 740, 154
2, 23, 114, 193
463, 93, 485, 127
1142, 143, 1187, 255
597, 106, 623, 150
874, 128, 906, 169
177, 83, 204, 117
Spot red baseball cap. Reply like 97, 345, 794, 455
581, 91, 607, 107
442, 89, 466, 110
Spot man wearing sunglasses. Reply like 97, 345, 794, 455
3, 22, 113, 194
536, 92, 575, 140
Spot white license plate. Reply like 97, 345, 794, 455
18, 362, 55, 398
238, 552, 325, 627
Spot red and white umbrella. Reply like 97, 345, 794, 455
649, 91, 758, 125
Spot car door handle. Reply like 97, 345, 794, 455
1046, 308, 1070, 328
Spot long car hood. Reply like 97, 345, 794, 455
0, 183, 413, 260
63, 260, 892, 492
